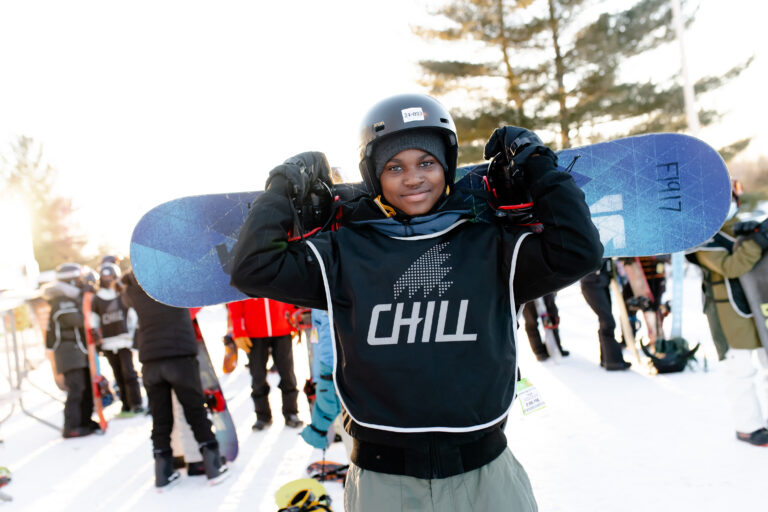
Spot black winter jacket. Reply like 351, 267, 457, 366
231, 162, 602, 474
121, 273, 198, 364
44, 282, 89, 373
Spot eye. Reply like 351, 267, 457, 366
384, 163, 402, 173
420, 156, 441, 170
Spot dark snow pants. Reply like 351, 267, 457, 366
63, 367, 93, 430
522, 294, 563, 357
580, 277, 626, 364
247, 334, 299, 420
142, 355, 216, 453
103, 348, 142, 411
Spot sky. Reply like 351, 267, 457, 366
1, 0, 767, 258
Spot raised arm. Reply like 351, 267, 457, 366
482, 126, 603, 303
229, 152, 331, 309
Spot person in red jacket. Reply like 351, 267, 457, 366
227, 298, 303, 430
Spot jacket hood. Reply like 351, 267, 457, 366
42, 281, 82, 301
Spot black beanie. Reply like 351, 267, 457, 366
372, 130, 449, 179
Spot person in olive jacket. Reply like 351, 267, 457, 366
689, 183, 768, 447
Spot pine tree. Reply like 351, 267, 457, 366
1, 136, 87, 271
414, 0, 750, 162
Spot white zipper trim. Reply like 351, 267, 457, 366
307, 231, 529, 433
388, 219, 469, 241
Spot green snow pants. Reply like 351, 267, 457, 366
344, 447, 538, 512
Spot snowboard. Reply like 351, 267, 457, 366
0, 466, 11, 502
621, 258, 663, 344
738, 255, 768, 350
131, 133, 731, 308
306, 460, 348, 484
189, 311, 238, 462
275, 478, 332, 511
83, 291, 108, 431
533, 297, 562, 362
609, 262, 642, 363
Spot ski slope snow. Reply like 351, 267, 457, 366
0, 267, 766, 511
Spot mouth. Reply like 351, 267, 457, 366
402, 189, 431, 201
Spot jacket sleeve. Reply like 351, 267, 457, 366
511, 166, 604, 305
229, 190, 328, 310
227, 301, 246, 338
695, 238, 762, 278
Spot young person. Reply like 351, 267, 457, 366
226, 298, 303, 430
230, 94, 602, 510
44, 263, 97, 438
121, 271, 228, 490
91, 261, 144, 415
579, 259, 632, 370
688, 182, 768, 446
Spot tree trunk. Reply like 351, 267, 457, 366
547, 0, 570, 148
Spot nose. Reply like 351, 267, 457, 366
403, 167, 425, 186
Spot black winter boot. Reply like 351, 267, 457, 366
200, 441, 229, 485
154, 450, 181, 491
599, 332, 630, 371
736, 428, 768, 446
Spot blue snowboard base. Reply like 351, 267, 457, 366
131, 133, 731, 307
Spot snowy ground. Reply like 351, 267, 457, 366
0, 266, 766, 511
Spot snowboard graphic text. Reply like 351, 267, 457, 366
657, 162, 682, 212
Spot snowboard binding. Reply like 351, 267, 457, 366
307, 460, 349, 485
275, 478, 333, 512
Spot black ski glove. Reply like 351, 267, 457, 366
733, 220, 760, 236
265, 151, 332, 204
483, 126, 557, 188
754, 219, 768, 250
734, 219, 768, 250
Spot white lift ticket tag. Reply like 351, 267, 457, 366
401, 107, 425, 123
516, 378, 546, 415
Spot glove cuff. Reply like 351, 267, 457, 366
752, 232, 768, 250
265, 174, 291, 195
522, 148, 558, 188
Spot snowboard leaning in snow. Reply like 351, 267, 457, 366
0, 467, 11, 502
130, 133, 730, 307
738, 255, 768, 351
83, 291, 108, 431
533, 297, 562, 362
190, 311, 238, 462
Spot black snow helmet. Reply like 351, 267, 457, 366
101, 254, 120, 266
98, 262, 121, 279
358, 93, 458, 196
55, 262, 84, 285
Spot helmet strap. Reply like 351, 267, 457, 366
374, 196, 396, 218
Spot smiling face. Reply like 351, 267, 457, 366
379, 148, 446, 216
